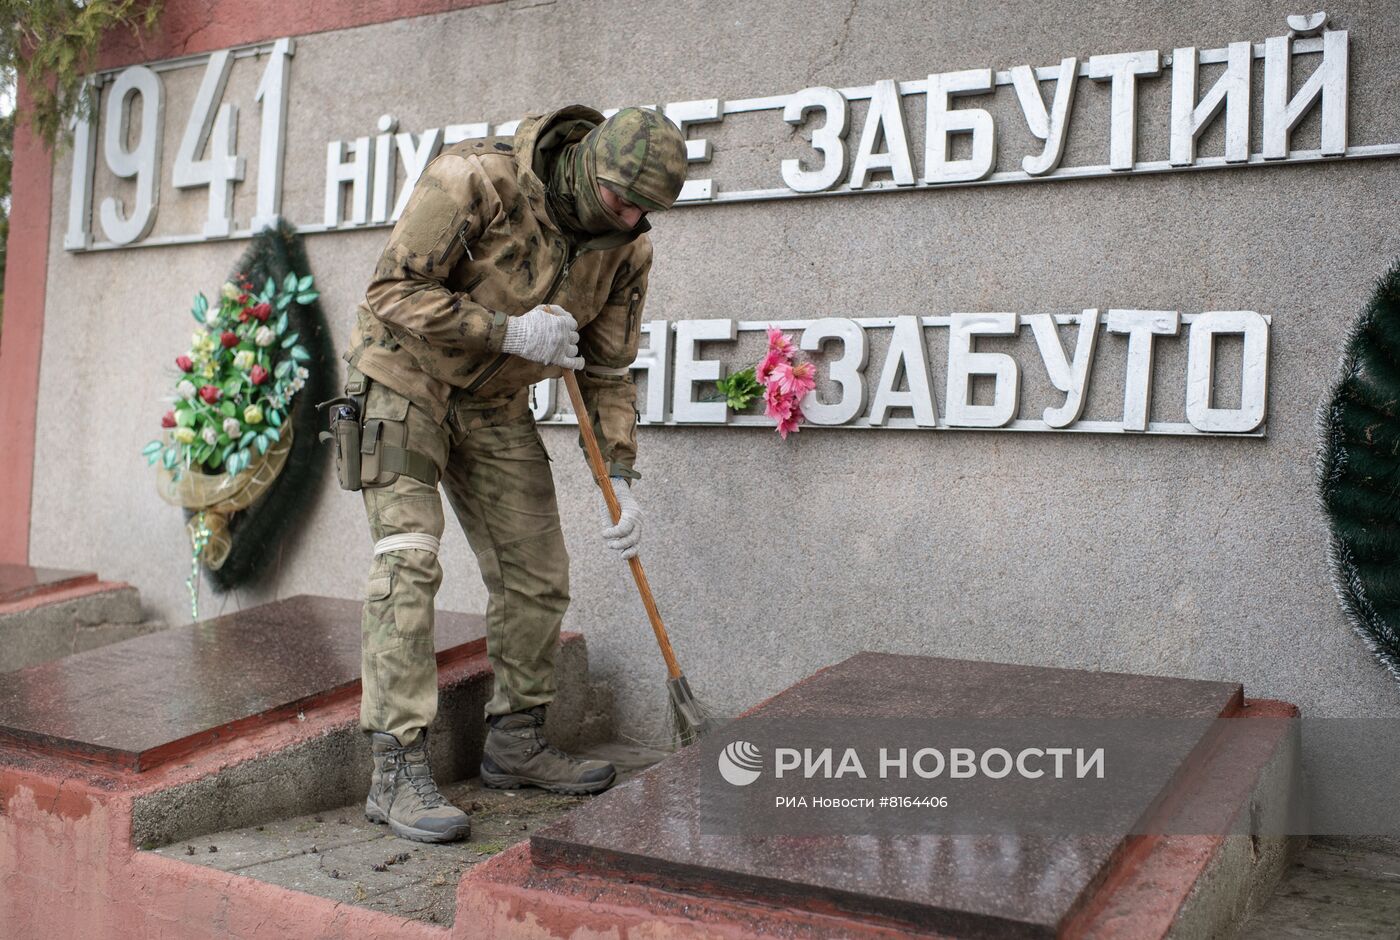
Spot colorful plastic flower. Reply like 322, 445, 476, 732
756, 349, 786, 385
772, 360, 816, 398
775, 409, 802, 439
766, 326, 795, 360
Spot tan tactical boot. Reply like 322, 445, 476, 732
481, 705, 616, 795
364, 730, 471, 843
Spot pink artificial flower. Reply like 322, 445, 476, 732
765, 326, 795, 360
776, 407, 803, 439
763, 384, 794, 420
771, 360, 816, 398
756, 349, 786, 385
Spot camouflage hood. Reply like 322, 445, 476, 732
584, 107, 688, 212
518, 105, 687, 243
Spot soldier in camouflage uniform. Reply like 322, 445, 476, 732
340, 105, 687, 843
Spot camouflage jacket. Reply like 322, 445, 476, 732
343, 105, 651, 479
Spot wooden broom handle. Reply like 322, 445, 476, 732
562, 370, 682, 679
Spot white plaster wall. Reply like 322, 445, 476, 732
33, 0, 1400, 744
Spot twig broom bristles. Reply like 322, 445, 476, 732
562, 371, 718, 748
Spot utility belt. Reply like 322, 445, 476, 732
316, 367, 439, 492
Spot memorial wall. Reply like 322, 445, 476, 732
26, 0, 1400, 741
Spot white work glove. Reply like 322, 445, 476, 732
501, 304, 584, 370
598, 477, 642, 560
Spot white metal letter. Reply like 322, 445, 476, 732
781, 86, 850, 193
99, 65, 164, 246
672, 319, 735, 423
848, 79, 915, 189
1106, 309, 1180, 431
530, 379, 558, 421
924, 69, 997, 183
391, 128, 443, 221
1087, 51, 1162, 170
799, 318, 869, 426
63, 82, 99, 251
633, 321, 671, 424
1186, 311, 1269, 433
1263, 29, 1348, 159
867, 315, 937, 426
1170, 42, 1251, 167
1011, 58, 1078, 176
371, 114, 398, 224
324, 137, 372, 227
945, 313, 1021, 428
251, 37, 294, 232
663, 98, 721, 201
173, 49, 246, 238
1028, 310, 1100, 428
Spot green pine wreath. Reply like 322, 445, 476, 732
1317, 258, 1400, 680
197, 222, 334, 592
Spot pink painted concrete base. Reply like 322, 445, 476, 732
456, 699, 1300, 940
0, 682, 1298, 939
0, 635, 571, 939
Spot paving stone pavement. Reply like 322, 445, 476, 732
149, 742, 667, 927
1238, 838, 1400, 939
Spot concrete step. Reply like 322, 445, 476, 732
0, 563, 169, 672
1236, 838, 1400, 939
147, 742, 668, 928
0, 595, 618, 939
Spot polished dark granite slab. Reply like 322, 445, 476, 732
0, 564, 98, 605
0, 595, 485, 770
532, 652, 1243, 938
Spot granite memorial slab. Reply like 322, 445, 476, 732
531, 652, 1244, 938
0, 595, 485, 770
0, 564, 98, 605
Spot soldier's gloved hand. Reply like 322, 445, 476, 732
598, 477, 642, 560
502, 304, 584, 370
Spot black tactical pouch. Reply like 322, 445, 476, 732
316, 368, 370, 492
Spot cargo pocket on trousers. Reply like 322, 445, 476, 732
366, 573, 393, 602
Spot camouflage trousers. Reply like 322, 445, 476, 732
357, 376, 569, 745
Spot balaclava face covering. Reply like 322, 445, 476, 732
547, 107, 688, 239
